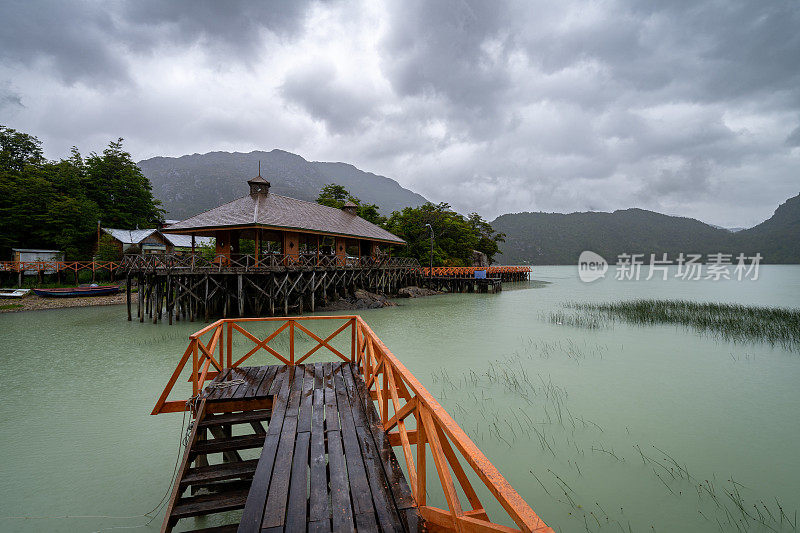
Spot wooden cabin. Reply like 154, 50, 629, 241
163, 174, 405, 265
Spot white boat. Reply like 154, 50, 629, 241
0, 288, 30, 298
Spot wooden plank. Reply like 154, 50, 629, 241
268, 365, 288, 396
309, 365, 328, 523
191, 434, 264, 456
254, 366, 279, 397
171, 488, 249, 520
185, 524, 238, 533
323, 362, 340, 431
343, 363, 405, 531
344, 364, 417, 511
181, 459, 259, 486
326, 429, 354, 532
198, 410, 271, 429
285, 430, 310, 532
308, 519, 332, 533
354, 511, 380, 533
333, 364, 373, 517
285, 364, 305, 418
239, 365, 269, 399
356, 424, 405, 533
259, 366, 304, 529
297, 364, 315, 433
237, 366, 294, 533
260, 416, 299, 528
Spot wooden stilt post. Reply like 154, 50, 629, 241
126, 273, 132, 321
167, 274, 173, 325
204, 275, 210, 322
237, 273, 244, 317
310, 271, 315, 313
138, 273, 144, 322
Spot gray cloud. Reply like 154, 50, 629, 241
0, 0, 318, 85
787, 125, 800, 147
1, 0, 798, 228
280, 63, 379, 134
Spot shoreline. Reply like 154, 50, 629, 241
0, 285, 444, 315
0, 292, 127, 313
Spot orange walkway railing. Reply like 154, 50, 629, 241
0, 260, 120, 275
422, 265, 532, 277
153, 316, 553, 533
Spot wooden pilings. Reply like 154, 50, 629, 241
422, 276, 503, 293
125, 266, 420, 324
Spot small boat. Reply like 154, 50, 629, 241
0, 288, 30, 298
33, 285, 120, 298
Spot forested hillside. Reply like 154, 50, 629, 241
138, 149, 427, 219
493, 196, 800, 264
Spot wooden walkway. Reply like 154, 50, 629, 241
163, 362, 421, 532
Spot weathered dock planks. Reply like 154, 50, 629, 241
155, 316, 553, 533
161, 362, 419, 533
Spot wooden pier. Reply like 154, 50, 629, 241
153, 316, 553, 533
122, 254, 421, 324
422, 266, 530, 283
422, 276, 503, 294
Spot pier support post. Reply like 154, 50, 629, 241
237, 273, 244, 317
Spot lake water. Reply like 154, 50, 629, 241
0, 265, 798, 532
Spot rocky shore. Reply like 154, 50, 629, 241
318, 286, 441, 311
0, 292, 127, 313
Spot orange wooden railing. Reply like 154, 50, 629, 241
153, 316, 553, 533
0, 260, 121, 274
422, 266, 532, 277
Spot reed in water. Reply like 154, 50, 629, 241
558, 299, 800, 350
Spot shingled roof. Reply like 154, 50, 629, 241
164, 188, 405, 244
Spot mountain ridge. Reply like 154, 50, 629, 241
138, 149, 429, 219
492, 193, 800, 264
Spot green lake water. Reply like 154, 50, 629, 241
1, 265, 798, 532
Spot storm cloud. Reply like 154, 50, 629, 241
1, 0, 798, 227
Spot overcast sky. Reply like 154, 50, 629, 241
1, 1, 799, 227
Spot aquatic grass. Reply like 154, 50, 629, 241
547, 310, 611, 330
564, 299, 800, 351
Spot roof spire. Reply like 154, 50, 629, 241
248, 163, 270, 195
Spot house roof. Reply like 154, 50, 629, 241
164, 189, 405, 244
103, 227, 213, 248
12, 248, 62, 253
103, 228, 159, 245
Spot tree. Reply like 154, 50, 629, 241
468, 212, 505, 263
0, 125, 44, 172
385, 203, 504, 266
316, 183, 386, 225
316, 184, 350, 208
84, 139, 165, 229
0, 127, 166, 259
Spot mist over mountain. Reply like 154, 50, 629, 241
138, 149, 428, 219
492, 193, 800, 264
